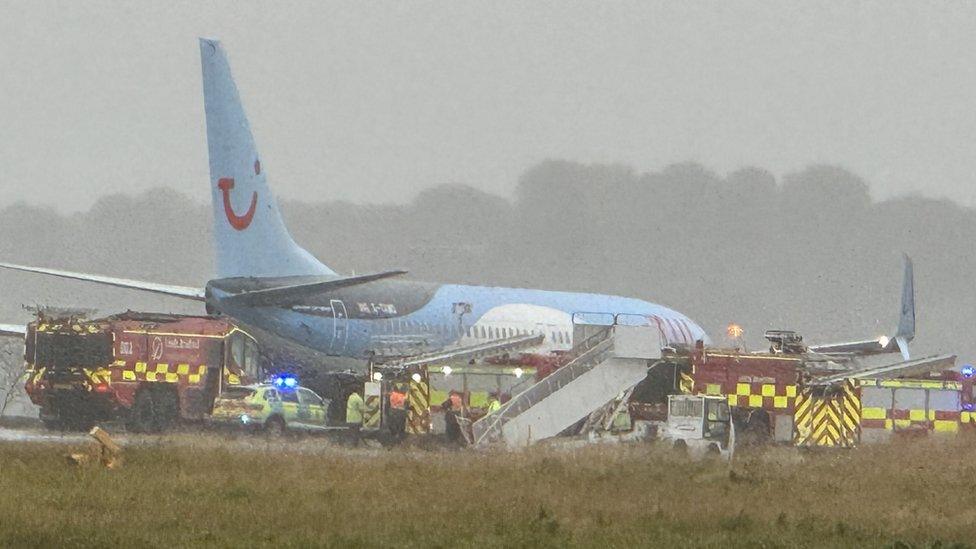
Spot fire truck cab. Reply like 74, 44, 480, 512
23, 312, 263, 431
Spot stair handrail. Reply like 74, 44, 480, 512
472, 335, 616, 445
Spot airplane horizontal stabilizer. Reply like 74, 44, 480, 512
0, 324, 26, 337
0, 262, 206, 301
219, 270, 408, 307
807, 254, 914, 359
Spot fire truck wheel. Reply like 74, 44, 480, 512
744, 410, 771, 445
129, 389, 157, 433
265, 416, 286, 438
62, 416, 95, 432
152, 389, 180, 432
40, 416, 62, 431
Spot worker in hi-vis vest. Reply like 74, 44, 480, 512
485, 392, 501, 415
346, 388, 365, 445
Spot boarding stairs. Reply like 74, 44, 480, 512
471, 317, 663, 447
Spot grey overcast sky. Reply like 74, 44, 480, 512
1, 1, 975, 212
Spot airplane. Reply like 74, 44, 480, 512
0, 38, 914, 368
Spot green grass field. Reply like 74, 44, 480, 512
0, 432, 972, 548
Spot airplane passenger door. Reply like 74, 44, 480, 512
330, 299, 348, 354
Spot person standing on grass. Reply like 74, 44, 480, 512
387, 384, 408, 441
345, 387, 365, 446
442, 393, 463, 445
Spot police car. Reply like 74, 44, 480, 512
210, 375, 331, 434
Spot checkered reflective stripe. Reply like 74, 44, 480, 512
111, 360, 209, 385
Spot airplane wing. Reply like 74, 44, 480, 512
0, 324, 26, 337
809, 354, 956, 386
0, 262, 205, 301
807, 254, 915, 360
218, 270, 407, 307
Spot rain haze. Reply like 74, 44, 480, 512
4, 3, 976, 546
1, 2, 976, 210
2, 1, 975, 359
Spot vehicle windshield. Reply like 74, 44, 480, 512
33, 331, 113, 369
669, 398, 703, 418
705, 399, 730, 422
219, 387, 257, 400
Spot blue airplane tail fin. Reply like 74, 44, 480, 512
199, 38, 335, 279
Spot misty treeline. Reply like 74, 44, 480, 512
1, 160, 974, 363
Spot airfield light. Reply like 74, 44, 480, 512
963, 365, 975, 379
878, 335, 890, 348
411, 373, 422, 383
727, 323, 744, 339
372, 371, 383, 382
443, 366, 453, 376
513, 367, 524, 379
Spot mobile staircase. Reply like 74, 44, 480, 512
471, 314, 663, 447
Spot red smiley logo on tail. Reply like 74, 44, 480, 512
218, 178, 257, 231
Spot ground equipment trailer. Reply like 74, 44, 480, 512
678, 341, 975, 447
22, 312, 263, 431
660, 394, 734, 459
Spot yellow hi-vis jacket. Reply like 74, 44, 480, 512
486, 399, 501, 414
346, 392, 365, 424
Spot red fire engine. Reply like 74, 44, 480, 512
22, 312, 262, 431
678, 340, 976, 447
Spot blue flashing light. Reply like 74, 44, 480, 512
273, 374, 299, 389
963, 403, 974, 412
963, 365, 975, 379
